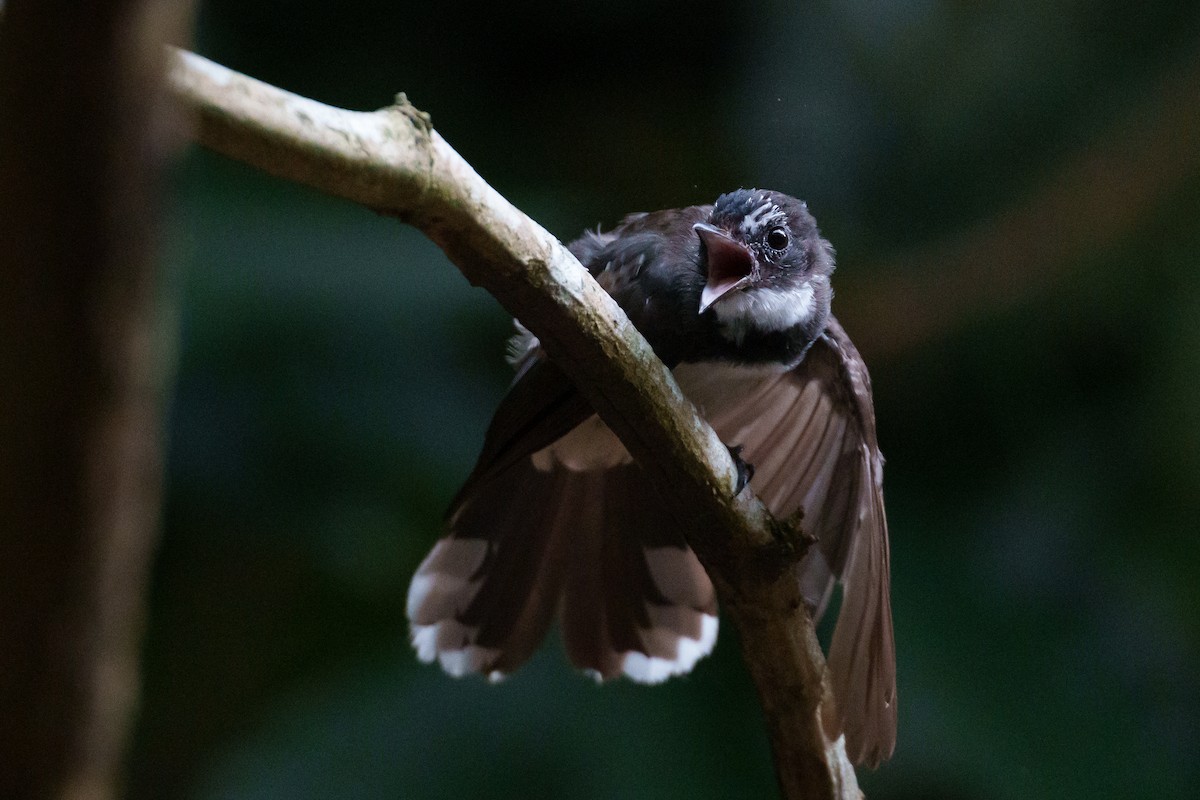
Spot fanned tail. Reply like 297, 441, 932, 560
407, 461, 719, 684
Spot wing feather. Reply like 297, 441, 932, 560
690, 317, 896, 766
415, 288, 895, 764
446, 358, 592, 518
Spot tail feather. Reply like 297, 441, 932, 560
408, 461, 720, 685
408, 462, 570, 678
563, 465, 718, 683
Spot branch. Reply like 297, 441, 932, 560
168, 49, 859, 798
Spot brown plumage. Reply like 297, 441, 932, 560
407, 189, 896, 766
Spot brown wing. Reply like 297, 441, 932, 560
445, 357, 593, 519
446, 207, 708, 516
692, 316, 896, 766
416, 221, 721, 685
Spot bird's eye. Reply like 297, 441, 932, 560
766, 227, 790, 250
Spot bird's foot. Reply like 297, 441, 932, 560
726, 443, 755, 495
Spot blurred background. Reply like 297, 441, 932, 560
131, 1, 1200, 797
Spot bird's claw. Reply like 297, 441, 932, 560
726, 443, 755, 495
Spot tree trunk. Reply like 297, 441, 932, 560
0, 2, 190, 797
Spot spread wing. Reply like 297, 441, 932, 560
694, 317, 897, 767
448, 207, 711, 515
445, 357, 591, 519
428, 212, 895, 764
418, 216, 719, 685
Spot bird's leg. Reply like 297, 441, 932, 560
725, 443, 755, 495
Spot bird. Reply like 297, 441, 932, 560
406, 188, 896, 766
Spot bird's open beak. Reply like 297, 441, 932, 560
694, 222, 755, 313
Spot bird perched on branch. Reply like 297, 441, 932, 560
406, 188, 896, 766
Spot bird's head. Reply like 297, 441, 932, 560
693, 189, 835, 338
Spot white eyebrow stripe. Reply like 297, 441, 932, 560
739, 201, 782, 234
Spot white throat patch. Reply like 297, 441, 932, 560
713, 282, 816, 343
